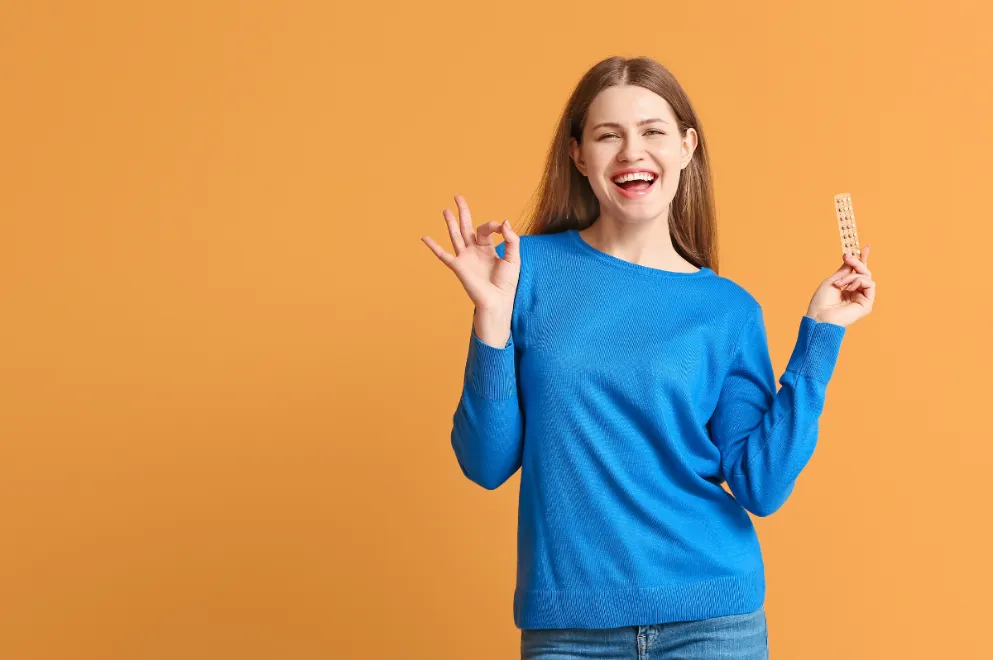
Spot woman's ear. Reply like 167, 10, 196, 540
680, 128, 699, 170
570, 137, 588, 177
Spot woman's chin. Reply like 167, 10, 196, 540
612, 204, 667, 223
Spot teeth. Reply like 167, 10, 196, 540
612, 172, 655, 183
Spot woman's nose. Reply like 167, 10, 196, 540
618, 136, 648, 161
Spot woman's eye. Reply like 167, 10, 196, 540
597, 130, 666, 141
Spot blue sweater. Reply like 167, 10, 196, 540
451, 228, 846, 630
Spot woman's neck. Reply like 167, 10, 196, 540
579, 215, 700, 273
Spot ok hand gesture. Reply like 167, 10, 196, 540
421, 194, 520, 318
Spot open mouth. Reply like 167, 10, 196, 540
611, 171, 658, 198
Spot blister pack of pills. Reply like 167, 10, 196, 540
834, 192, 861, 259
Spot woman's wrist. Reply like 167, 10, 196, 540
473, 307, 513, 348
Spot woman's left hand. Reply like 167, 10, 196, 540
805, 246, 875, 328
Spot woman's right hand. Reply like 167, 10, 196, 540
421, 194, 521, 319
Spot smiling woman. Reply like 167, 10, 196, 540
421, 54, 875, 660
574, 95, 698, 234
523, 57, 715, 274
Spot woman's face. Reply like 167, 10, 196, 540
570, 85, 697, 225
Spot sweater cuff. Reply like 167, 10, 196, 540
785, 315, 846, 383
467, 325, 517, 400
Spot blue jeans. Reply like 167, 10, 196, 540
521, 606, 768, 659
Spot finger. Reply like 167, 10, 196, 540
861, 244, 871, 267
421, 235, 456, 268
442, 208, 466, 254
839, 276, 863, 294
859, 276, 876, 303
500, 220, 520, 264
475, 221, 504, 247
828, 260, 854, 280
843, 251, 872, 277
455, 194, 476, 247
852, 291, 872, 308
850, 279, 874, 307
843, 275, 873, 295
833, 271, 860, 287
845, 248, 869, 275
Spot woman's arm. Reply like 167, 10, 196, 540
422, 195, 524, 490
707, 308, 846, 516
450, 241, 525, 490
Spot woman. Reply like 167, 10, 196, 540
421, 56, 875, 659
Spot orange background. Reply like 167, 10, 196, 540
1, 1, 990, 658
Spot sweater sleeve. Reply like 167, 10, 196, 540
707, 309, 846, 517
449, 242, 525, 490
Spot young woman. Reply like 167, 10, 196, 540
421, 56, 875, 659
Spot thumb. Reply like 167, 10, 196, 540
829, 258, 853, 279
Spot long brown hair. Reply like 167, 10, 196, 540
517, 56, 719, 273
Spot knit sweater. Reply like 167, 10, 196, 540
450, 228, 846, 630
